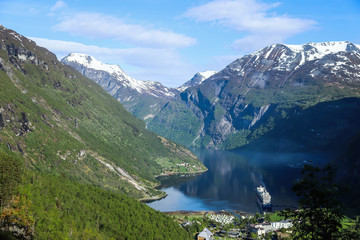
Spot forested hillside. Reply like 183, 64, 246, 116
0, 151, 191, 239
0, 25, 203, 239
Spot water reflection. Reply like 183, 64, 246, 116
147, 149, 329, 213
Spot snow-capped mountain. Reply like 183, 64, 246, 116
147, 41, 360, 149
222, 41, 360, 90
177, 71, 217, 91
61, 53, 179, 122
62, 53, 178, 100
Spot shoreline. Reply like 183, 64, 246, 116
140, 193, 168, 203
164, 210, 254, 217
141, 169, 207, 203
155, 169, 207, 178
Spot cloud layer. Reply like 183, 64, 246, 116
184, 0, 316, 52
53, 12, 196, 48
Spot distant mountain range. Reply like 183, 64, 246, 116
61, 54, 217, 123
64, 41, 360, 152
61, 53, 178, 122
160, 41, 360, 149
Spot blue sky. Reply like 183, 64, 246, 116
1, 0, 359, 87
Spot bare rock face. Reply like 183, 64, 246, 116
0, 113, 4, 129
0, 222, 34, 240
5, 43, 49, 72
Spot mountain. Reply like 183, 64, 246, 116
61, 55, 218, 123
177, 71, 217, 92
0, 25, 206, 201
0, 25, 203, 239
61, 53, 179, 122
146, 41, 360, 149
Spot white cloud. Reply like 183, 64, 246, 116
183, 0, 316, 52
29, 37, 196, 87
50, 1, 66, 12
52, 12, 197, 49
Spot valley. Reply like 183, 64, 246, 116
0, 25, 205, 239
1, 17, 360, 240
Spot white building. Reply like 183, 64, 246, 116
271, 220, 293, 230
250, 220, 293, 236
250, 223, 272, 236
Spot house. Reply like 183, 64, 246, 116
197, 227, 214, 240
249, 223, 272, 236
271, 219, 293, 230
250, 220, 293, 237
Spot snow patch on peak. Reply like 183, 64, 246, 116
178, 70, 217, 91
308, 41, 350, 53
62, 53, 176, 98
241, 41, 360, 76
286, 41, 354, 55
63, 53, 126, 76
198, 70, 217, 80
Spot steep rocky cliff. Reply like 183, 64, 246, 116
148, 41, 360, 149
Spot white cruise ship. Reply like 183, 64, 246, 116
256, 186, 272, 212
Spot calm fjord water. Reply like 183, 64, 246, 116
147, 149, 329, 213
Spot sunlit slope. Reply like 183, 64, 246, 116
0, 25, 206, 199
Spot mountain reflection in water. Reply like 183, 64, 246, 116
147, 149, 329, 212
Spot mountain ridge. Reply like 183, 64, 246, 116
61, 53, 180, 123
62, 53, 177, 99
61, 53, 217, 123
60, 39, 360, 150
147, 40, 360, 149
177, 70, 217, 92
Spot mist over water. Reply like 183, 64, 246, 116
147, 148, 330, 212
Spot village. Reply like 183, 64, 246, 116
166, 210, 293, 240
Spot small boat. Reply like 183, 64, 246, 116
256, 186, 272, 212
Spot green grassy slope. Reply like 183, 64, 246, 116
0, 25, 206, 200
